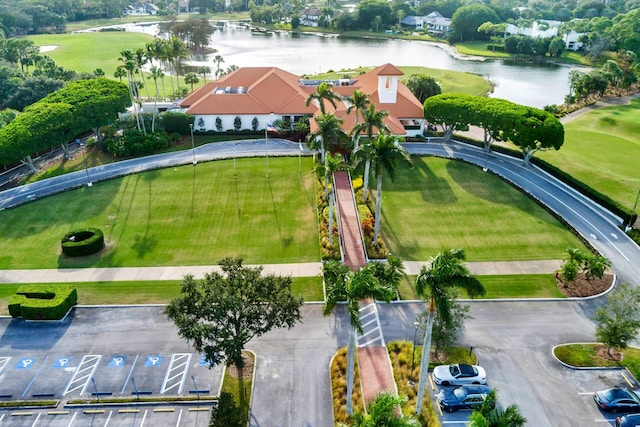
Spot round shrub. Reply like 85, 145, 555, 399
61, 228, 104, 257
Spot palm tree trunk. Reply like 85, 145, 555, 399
329, 186, 334, 246
416, 298, 435, 415
362, 159, 371, 201
373, 173, 383, 246
346, 326, 357, 415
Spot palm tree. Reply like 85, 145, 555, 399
414, 248, 486, 414
148, 66, 164, 132
346, 90, 370, 149
469, 389, 527, 427
307, 113, 347, 166
340, 391, 420, 426
213, 55, 225, 78
368, 133, 412, 246
134, 47, 151, 99
119, 49, 144, 133
147, 38, 169, 97
168, 36, 188, 91
185, 72, 199, 91
114, 66, 126, 82
583, 254, 611, 282
306, 81, 341, 115
323, 261, 396, 416
350, 104, 390, 201
197, 65, 211, 83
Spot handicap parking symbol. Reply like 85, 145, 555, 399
15, 358, 36, 369
53, 356, 72, 368
144, 355, 163, 367
199, 354, 216, 365
108, 355, 127, 367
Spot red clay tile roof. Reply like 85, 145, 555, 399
180, 63, 423, 133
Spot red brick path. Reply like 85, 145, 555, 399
333, 170, 398, 410
333, 171, 367, 271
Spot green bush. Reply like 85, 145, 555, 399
102, 130, 172, 157
159, 111, 194, 134
9, 285, 77, 320
61, 228, 104, 257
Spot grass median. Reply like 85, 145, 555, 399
538, 98, 640, 212
0, 157, 319, 269
380, 156, 587, 262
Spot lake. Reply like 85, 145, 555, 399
122, 21, 576, 108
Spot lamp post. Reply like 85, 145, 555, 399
625, 189, 640, 231
409, 321, 420, 385
190, 123, 197, 165
80, 142, 92, 187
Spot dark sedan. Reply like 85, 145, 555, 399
594, 388, 640, 413
616, 414, 640, 426
437, 385, 493, 413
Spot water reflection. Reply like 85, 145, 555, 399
122, 21, 574, 108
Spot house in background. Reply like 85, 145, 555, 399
300, 8, 323, 27
179, 64, 425, 137
504, 20, 584, 51
122, 2, 159, 15
401, 12, 451, 36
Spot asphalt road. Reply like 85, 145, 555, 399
2, 139, 640, 426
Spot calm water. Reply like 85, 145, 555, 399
123, 22, 574, 108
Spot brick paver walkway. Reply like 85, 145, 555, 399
333, 171, 367, 270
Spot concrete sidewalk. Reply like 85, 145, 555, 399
0, 260, 561, 283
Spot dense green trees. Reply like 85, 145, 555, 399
424, 93, 564, 165
594, 283, 640, 357
449, 4, 500, 42
0, 78, 130, 169
405, 74, 442, 104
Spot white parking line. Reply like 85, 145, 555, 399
0, 357, 10, 374
175, 408, 183, 426
63, 355, 102, 396
161, 353, 191, 394
66, 410, 77, 427
121, 354, 140, 393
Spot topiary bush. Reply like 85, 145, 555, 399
9, 285, 77, 320
61, 228, 104, 257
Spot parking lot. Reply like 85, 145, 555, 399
0, 351, 222, 427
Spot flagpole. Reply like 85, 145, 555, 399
265, 126, 269, 178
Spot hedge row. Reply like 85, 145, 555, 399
452, 135, 637, 226
9, 285, 77, 320
61, 228, 104, 257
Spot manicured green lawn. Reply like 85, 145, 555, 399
379, 157, 586, 262
398, 274, 563, 300
537, 98, 640, 211
0, 157, 319, 269
27, 32, 155, 75
454, 41, 592, 65
64, 13, 251, 32
313, 66, 491, 97
554, 344, 640, 380
0, 276, 322, 315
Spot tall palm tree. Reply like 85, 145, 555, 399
119, 49, 145, 133
114, 66, 126, 82
213, 55, 225, 78
350, 104, 390, 200
197, 65, 211, 83
339, 391, 420, 427
469, 389, 527, 427
368, 133, 412, 246
134, 47, 151, 99
306, 81, 341, 115
168, 36, 188, 91
307, 113, 346, 166
148, 66, 164, 132
414, 248, 486, 414
323, 261, 396, 416
346, 90, 370, 150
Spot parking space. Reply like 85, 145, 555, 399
0, 352, 223, 400
0, 405, 214, 426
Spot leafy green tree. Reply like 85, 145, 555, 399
405, 74, 442, 104
323, 261, 396, 415
210, 391, 243, 427
507, 107, 564, 165
414, 248, 485, 414
477, 22, 507, 51
469, 389, 527, 427
166, 257, 304, 368
449, 4, 500, 42
357, 0, 393, 31
418, 297, 471, 356
594, 282, 640, 357
369, 133, 412, 246
340, 391, 420, 426
423, 93, 471, 142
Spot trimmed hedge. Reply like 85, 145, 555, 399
8, 285, 77, 320
61, 228, 104, 257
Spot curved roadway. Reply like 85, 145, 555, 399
2, 138, 640, 426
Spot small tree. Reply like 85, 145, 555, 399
233, 116, 242, 131
405, 74, 442, 104
215, 117, 223, 132
185, 72, 199, 91
594, 282, 640, 357
469, 389, 527, 427
418, 296, 472, 357
251, 116, 259, 131
165, 257, 304, 368
209, 392, 242, 427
